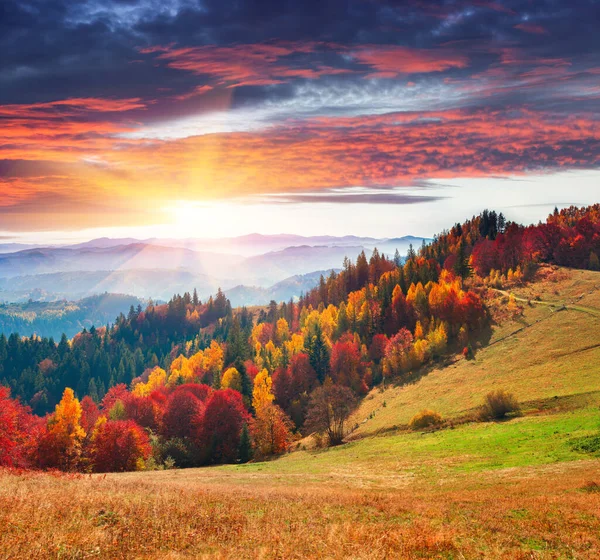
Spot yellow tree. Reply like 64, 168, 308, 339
203, 340, 224, 386
251, 368, 292, 457
274, 318, 290, 344
132, 366, 166, 397
221, 367, 242, 393
252, 368, 274, 412
168, 355, 193, 386
188, 350, 205, 378
285, 333, 305, 358
48, 387, 86, 471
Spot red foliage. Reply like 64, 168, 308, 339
80, 396, 100, 433
91, 419, 151, 473
100, 384, 129, 412
174, 383, 213, 403
161, 389, 205, 440
458, 291, 485, 329
123, 394, 161, 431
288, 353, 317, 396
200, 389, 250, 463
369, 334, 388, 363
0, 386, 37, 468
245, 360, 259, 382
330, 335, 366, 394
272, 367, 293, 410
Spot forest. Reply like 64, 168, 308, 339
0, 293, 143, 339
1, 205, 599, 473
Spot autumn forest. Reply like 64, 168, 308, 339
1, 205, 599, 474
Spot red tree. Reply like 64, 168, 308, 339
288, 353, 317, 396
369, 334, 388, 364
200, 389, 250, 463
272, 367, 293, 410
330, 335, 367, 394
100, 384, 129, 412
123, 394, 161, 431
80, 396, 100, 433
0, 387, 37, 467
161, 389, 205, 440
91, 419, 151, 472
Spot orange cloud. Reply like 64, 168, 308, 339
140, 42, 469, 86
141, 43, 343, 87
351, 46, 469, 78
1, 87, 599, 231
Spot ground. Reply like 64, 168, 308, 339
1, 266, 600, 559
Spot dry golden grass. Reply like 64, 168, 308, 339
2, 458, 600, 559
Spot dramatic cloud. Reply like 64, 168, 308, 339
1, 0, 600, 231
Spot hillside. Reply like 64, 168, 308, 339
349, 265, 600, 436
0, 294, 144, 339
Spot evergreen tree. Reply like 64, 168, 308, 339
238, 423, 253, 463
453, 240, 472, 279
306, 324, 330, 383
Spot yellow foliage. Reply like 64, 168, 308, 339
221, 367, 242, 393
48, 387, 86, 470
275, 318, 290, 344
252, 368, 274, 412
168, 355, 194, 386
414, 321, 425, 340
203, 340, 224, 376
285, 333, 305, 357
133, 366, 166, 397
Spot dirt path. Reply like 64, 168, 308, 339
491, 288, 600, 318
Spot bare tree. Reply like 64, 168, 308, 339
305, 384, 356, 446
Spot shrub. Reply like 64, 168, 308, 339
569, 434, 600, 456
409, 409, 443, 430
480, 390, 520, 420
581, 481, 600, 493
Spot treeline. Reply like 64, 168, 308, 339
420, 205, 600, 277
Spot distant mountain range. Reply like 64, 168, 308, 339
0, 234, 431, 307
224, 270, 340, 307
0, 234, 429, 257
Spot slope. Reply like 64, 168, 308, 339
349, 265, 600, 436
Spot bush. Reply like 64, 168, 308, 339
409, 409, 443, 430
480, 390, 520, 420
570, 434, 600, 456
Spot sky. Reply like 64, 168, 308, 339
1, 0, 599, 243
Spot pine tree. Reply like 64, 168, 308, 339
453, 241, 471, 279
394, 248, 402, 268
238, 423, 253, 463
307, 324, 330, 383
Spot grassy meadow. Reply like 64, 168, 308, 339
2, 266, 600, 559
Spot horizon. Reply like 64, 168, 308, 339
1, 189, 595, 245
